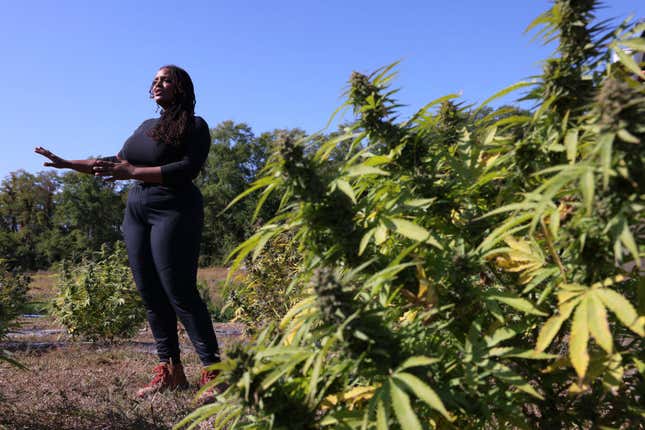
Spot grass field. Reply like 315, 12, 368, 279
0, 267, 243, 430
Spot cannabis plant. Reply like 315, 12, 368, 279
51, 242, 146, 342
0, 261, 29, 368
179, 1, 643, 428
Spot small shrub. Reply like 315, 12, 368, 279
225, 231, 303, 329
0, 261, 30, 338
51, 242, 146, 342
0, 261, 30, 367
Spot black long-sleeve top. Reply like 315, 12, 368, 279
109, 116, 211, 186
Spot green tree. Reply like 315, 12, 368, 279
0, 170, 58, 269
197, 121, 304, 265
48, 171, 125, 263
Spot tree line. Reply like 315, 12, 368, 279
1, 108, 520, 272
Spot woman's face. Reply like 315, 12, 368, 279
151, 68, 175, 109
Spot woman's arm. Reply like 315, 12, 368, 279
92, 157, 163, 183
34, 147, 98, 174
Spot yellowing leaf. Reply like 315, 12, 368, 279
587, 291, 613, 353
596, 288, 644, 336
504, 236, 532, 254
322, 385, 378, 411
375, 223, 388, 245
570, 297, 590, 379
557, 286, 586, 306
567, 381, 591, 394
536, 314, 566, 352
399, 310, 418, 324
590, 274, 627, 289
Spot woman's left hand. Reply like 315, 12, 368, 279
93, 157, 136, 181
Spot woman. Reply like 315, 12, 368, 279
35, 65, 223, 399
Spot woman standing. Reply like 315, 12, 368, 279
35, 65, 222, 399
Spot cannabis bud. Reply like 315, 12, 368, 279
312, 267, 355, 326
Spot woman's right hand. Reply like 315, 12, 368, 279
34, 147, 68, 169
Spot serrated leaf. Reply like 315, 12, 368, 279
619, 37, 645, 51
394, 372, 453, 421
358, 228, 375, 256
389, 217, 442, 249
597, 132, 614, 189
587, 291, 613, 353
487, 292, 548, 316
335, 179, 356, 204
390, 380, 422, 430
549, 208, 560, 240
376, 396, 388, 430
619, 223, 640, 267
375, 222, 388, 245
612, 43, 645, 79
564, 128, 578, 163
633, 358, 645, 375
476, 81, 537, 114
403, 198, 436, 208
492, 363, 544, 399
580, 169, 594, 215
397, 356, 440, 371
485, 326, 520, 347
596, 288, 644, 336
570, 297, 590, 379
616, 128, 640, 144
503, 349, 559, 360
536, 314, 566, 352
345, 165, 390, 177
522, 267, 559, 294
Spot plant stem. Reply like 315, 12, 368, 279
541, 218, 567, 282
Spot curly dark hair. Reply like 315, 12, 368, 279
148, 65, 196, 146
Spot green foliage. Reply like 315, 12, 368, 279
0, 261, 29, 367
0, 169, 125, 270
48, 171, 125, 262
51, 242, 146, 342
0, 170, 59, 269
178, 2, 644, 429
197, 121, 301, 265
225, 231, 304, 330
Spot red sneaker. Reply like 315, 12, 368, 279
197, 368, 229, 404
136, 361, 189, 398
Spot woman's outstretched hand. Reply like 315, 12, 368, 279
34, 147, 68, 169
93, 157, 136, 181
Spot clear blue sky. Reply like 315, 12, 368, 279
1, 0, 642, 180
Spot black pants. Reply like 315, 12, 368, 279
122, 182, 220, 366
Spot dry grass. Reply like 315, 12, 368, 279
0, 267, 244, 430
